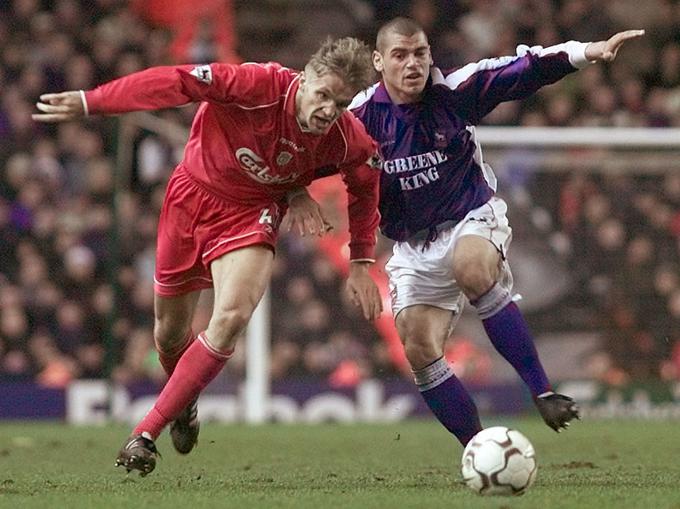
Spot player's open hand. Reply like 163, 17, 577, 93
346, 262, 382, 321
285, 188, 333, 237
32, 91, 85, 123
585, 29, 645, 63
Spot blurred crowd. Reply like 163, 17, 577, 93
0, 0, 678, 388
522, 170, 680, 385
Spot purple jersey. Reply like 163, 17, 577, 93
350, 41, 590, 241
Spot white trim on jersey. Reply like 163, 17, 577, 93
438, 40, 591, 92
153, 275, 213, 287
231, 99, 283, 111
466, 126, 497, 192
200, 62, 293, 112
79, 90, 89, 116
334, 121, 349, 163
515, 40, 591, 69
232, 67, 292, 111
240, 61, 289, 70
201, 231, 265, 259
349, 82, 380, 110
440, 56, 520, 91
283, 74, 299, 111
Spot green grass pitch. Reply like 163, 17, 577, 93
0, 418, 679, 508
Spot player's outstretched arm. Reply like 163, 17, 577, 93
32, 91, 85, 123
585, 29, 645, 63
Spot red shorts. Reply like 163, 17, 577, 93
154, 166, 284, 297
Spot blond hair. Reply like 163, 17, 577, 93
305, 37, 375, 92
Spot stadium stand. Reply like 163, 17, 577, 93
0, 0, 678, 388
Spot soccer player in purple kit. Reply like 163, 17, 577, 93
344, 18, 644, 445
350, 17, 644, 445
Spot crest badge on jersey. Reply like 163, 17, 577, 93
366, 152, 383, 171
434, 131, 447, 149
276, 151, 293, 166
190, 65, 213, 84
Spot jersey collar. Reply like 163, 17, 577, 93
374, 82, 395, 103
375, 77, 433, 105
284, 75, 314, 133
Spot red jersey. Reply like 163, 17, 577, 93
84, 62, 380, 260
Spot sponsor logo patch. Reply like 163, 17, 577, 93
279, 137, 305, 153
235, 147, 300, 185
190, 65, 213, 84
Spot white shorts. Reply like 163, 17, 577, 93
385, 197, 514, 318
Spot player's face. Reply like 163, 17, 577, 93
296, 71, 356, 135
374, 30, 432, 104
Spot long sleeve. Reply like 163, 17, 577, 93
84, 62, 290, 114
330, 113, 382, 262
439, 41, 591, 124
341, 159, 381, 261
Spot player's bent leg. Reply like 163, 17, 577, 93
397, 305, 449, 369
165, 246, 273, 457
451, 235, 501, 301
454, 236, 580, 431
155, 292, 202, 454
396, 305, 482, 445
123, 332, 233, 475
154, 292, 201, 363
206, 245, 275, 352
118, 247, 273, 474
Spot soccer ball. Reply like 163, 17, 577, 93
461, 426, 537, 496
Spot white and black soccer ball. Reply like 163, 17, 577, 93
461, 426, 537, 496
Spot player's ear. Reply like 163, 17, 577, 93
372, 50, 383, 72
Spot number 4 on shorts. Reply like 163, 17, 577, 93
259, 208, 273, 224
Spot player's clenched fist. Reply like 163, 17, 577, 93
32, 91, 85, 122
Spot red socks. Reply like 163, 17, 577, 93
157, 330, 195, 376
134, 332, 233, 439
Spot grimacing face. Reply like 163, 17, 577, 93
295, 71, 356, 135
373, 30, 432, 104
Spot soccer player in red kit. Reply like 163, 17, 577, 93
33, 37, 383, 476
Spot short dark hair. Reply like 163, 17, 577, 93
376, 17, 426, 53
305, 37, 375, 92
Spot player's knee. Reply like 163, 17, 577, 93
403, 336, 442, 370
153, 318, 190, 353
454, 261, 496, 300
470, 282, 513, 320
207, 307, 252, 350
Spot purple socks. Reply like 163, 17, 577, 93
473, 284, 551, 396
414, 357, 482, 445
